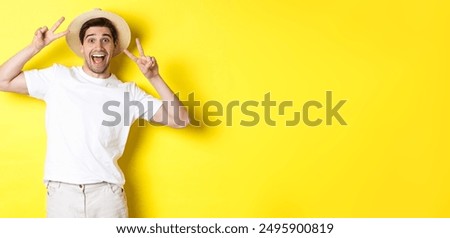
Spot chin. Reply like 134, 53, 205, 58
88, 64, 109, 75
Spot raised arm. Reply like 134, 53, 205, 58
124, 38, 190, 128
0, 17, 68, 94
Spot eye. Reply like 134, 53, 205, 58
87, 38, 95, 44
102, 38, 110, 43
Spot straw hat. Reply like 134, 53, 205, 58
66, 8, 131, 57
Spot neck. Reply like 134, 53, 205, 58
82, 65, 111, 79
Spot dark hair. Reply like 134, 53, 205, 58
79, 17, 118, 45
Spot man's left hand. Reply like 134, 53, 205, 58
124, 38, 159, 80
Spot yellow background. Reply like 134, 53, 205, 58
0, 0, 449, 217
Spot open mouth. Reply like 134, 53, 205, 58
91, 53, 107, 64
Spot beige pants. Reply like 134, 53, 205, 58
46, 181, 128, 218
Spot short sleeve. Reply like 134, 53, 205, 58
129, 83, 163, 121
24, 65, 56, 100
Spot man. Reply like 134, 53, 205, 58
0, 9, 190, 217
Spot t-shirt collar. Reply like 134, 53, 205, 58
77, 66, 120, 87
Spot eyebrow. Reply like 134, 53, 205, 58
85, 33, 113, 39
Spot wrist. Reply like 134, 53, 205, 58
28, 43, 42, 55
147, 74, 162, 82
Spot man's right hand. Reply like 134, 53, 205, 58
32, 17, 69, 51
0, 17, 69, 94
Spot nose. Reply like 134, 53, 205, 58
94, 40, 104, 49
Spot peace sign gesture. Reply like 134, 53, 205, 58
32, 17, 69, 51
124, 38, 159, 80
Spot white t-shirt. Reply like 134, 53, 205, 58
24, 64, 163, 186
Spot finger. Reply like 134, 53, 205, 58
50, 17, 65, 33
151, 57, 157, 67
123, 49, 138, 61
35, 27, 48, 38
136, 38, 145, 57
35, 27, 42, 36
145, 61, 153, 69
40, 26, 48, 34
52, 32, 68, 40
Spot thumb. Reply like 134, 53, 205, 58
34, 26, 48, 39
34, 27, 43, 37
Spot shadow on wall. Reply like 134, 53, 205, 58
113, 12, 218, 217
117, 57, 212, 217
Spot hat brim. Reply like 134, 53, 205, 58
66, 9, 131, 58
